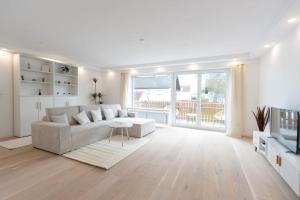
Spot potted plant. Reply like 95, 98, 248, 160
90, 78, 103, 104
252, 106, 270, 131
97, 92, 103, 104
252, 106, 270, 151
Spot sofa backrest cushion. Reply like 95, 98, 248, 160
79, 105, 101, 121
46, 106, 80, 125
100, 104, 121, 117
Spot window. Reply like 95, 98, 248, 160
132, 75, 171, 110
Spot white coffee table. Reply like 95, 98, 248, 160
108, 122, 133, 147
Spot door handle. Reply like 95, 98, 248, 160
278, 156, 282, 166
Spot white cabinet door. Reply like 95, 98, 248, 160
38, 96, 54, 120
20, 97, 39, 136
280, 155, 300, 195
67, 96, 78, 106
54, 96, 78, 107
266, 143, 280, 172
0, 94, 13, 137
54, 97, 67, 107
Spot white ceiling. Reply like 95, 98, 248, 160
0, 0, 298, 68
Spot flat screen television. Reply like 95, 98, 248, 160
270, 107, 300, 154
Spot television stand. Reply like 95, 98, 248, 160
253, 131, 300, 196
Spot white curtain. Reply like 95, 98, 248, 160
226, 64, 244, 137
120, 73, 130, 109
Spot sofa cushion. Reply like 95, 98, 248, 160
118, 109, 128, 118
91, 109, 102, 122
113, 118, 155, 138
103, 109, 115, 120
73, 111, 91, 125
70, 121, 109, 133
50, 113, 69, 125
70, 121, 111, 150
114, 117, 155, 124
100, 104, 121, 117
79, 105, 101, 121
46, 106, 80, 125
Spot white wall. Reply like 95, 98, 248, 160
0, 51, 13, 138
259, 25, 300, 110
243, 59, 260, 136
101, 71, 121, 104
77, 67, 103, 105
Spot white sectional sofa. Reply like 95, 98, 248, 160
31, 104, 155, 155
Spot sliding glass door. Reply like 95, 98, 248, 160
199, 72, 227, 129
174, 71, 228, 130
175, 73, 199, 126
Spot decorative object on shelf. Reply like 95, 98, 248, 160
32, 78, 37, 82
57, 80, 61, 84
21, 75, 24, 80
252, 106, 270, 131
41, 77, 45, 82
61, 65, 70, 73
27, 62, 31, 69
68, 81, 71, 85
38, 89, 42, 96
57, 92, 60, 95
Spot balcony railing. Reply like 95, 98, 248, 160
133, 100, 225, 127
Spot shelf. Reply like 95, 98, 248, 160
22, 80, 53, 85
55, 84, 77, 87
55, 73, 78, 78
20, 95, 53, 97
55, 95, 78, 97
21, 68, 52, 74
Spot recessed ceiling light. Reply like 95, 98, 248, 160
264, 44, 271, 48
288, 18, 297, 23
130, 69, 137, 74
157, 67, 165, 72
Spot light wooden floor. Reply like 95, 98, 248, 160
0, 126, 299, 200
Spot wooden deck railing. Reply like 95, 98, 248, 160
134, 100, 225, 125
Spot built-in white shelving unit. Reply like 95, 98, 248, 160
54, 63, 78, 96
13, 54, 79, 137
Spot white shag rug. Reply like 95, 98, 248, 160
0, 136, 32, 149
63, 135, 150, 170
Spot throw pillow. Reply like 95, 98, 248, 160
118, 109, 128, 117
103, 109, 115, 120
51, 113, 69, 125
73, 111, 91, 125
91, 109, 102, 122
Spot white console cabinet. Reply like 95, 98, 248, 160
13, 54, 78, 137
255, 132, 300, 196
